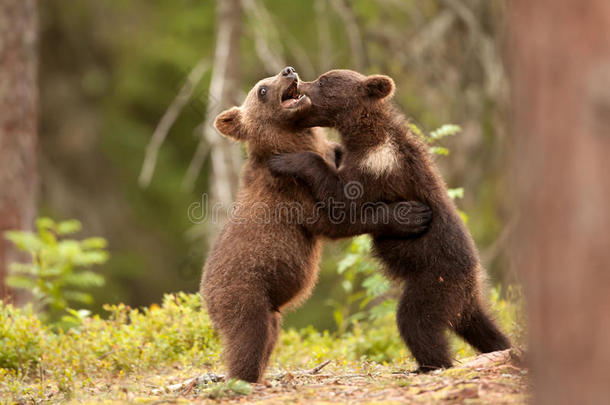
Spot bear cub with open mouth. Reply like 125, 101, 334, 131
201, 67, 432, 382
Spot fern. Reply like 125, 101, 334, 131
4, 218, 108, 325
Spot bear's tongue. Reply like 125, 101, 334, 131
281, 98, 300, 108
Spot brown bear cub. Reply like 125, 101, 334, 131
269, 69, 511, 372
201, 67, 432, 383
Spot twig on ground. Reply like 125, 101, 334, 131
180, 378, 198, 396
305, 359, 331, 375
272, 359, 333, 380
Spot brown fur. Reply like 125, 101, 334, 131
269, 69, 511, 371
201, 69, 432, 382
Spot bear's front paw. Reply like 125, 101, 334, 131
268, 154, 301, 177
388, 201, 432, 236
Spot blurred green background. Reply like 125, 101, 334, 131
37, 0, 511, 331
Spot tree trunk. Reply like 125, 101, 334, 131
509, 1, 610, 404
184, 0, 242, 235
205, 0, 242, 206
0, 0, 38, 301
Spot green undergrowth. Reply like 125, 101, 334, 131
0, 290, 524, 403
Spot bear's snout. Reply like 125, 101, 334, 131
282, 66, 296, 78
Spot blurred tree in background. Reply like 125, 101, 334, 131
0, 0, 38, 302
510, 0, 610, 403
36, 0, 510, 330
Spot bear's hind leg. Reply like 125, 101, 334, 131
262, 311, 281, 373
396, 285, 453, 372
224, 305, 277, 383
452, 304, 511, 353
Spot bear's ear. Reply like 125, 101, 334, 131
363, 75, 395, 100
214, 107, 247, 141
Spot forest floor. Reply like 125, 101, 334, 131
54, 349, 527, 404
1, 293, 526, 404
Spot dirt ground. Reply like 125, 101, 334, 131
105, 349, 528, 404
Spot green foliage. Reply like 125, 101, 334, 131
430, 124, 462, 140
0, 293, 221, 402
35, 292, 219, 376
4, 218, 107, 324
0, 303, 44, 371
93, 293, 220, 373
413, 122, 462, 156
426, 123, 461, 156
203, 379, 251, 399
275, 284, 524, 367
331, 236, 395, 333
0, 291, 524, 402
448, 187, 465, 200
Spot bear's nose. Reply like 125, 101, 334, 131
282, 66, 296, 77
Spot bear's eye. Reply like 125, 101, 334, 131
258, 86, 267, 98
317, 80, 324, 87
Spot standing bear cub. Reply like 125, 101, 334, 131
201, 67, 432, 383
270, 69, 511, 371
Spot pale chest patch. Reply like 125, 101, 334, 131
359, 139, 399, 176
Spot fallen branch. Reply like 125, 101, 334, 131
459, 349, 515, 369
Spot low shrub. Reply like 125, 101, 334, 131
0, 289, 524, 402
0, 302, 44, 371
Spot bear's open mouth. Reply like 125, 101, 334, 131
281, 79, 305, 108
